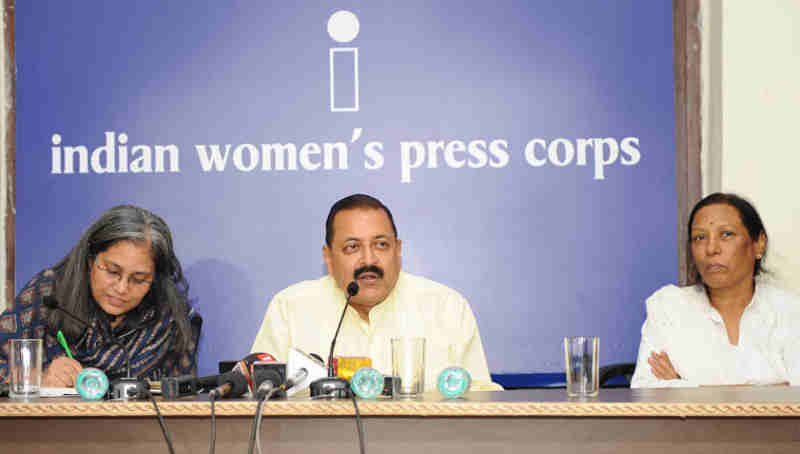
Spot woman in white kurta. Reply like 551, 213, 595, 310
631, 193, 800, 388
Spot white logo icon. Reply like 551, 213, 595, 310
328, 10, 360, 112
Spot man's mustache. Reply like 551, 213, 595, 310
354, 265, 384, 280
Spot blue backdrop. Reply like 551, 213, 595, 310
17, 1, 677, 378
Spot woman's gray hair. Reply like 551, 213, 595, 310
51, 205, 192, 351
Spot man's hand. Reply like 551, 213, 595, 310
42, 357, 83, 387
648, 351, 680, 380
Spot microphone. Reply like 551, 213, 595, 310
197, 374, 220, 392
286, 348, 327, 396
254, 369, 283, 400
161, 374, 201, 400
43, 296, 93, 330
251, 361, 287, 398
255, 367, 308, 401
310, 281, 358, 398
328, 281, 359, 376
43, 296, 132, 379
200, 353, 286, 400
43, 296, 144, 399
233, 352, 286, 395
209, 371, 249, 400
162, 368, 269, 400
286, 367, 309, 389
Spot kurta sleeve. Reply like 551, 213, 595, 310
453, 293, 503, 391
774, 289, 800, 386
630, 286, 696, 388
251, 292, 292, 362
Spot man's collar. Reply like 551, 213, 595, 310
327, 271, 406, 316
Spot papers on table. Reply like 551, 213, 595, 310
39, 387, 80, 397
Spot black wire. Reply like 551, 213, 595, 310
328, 295, 353, 376
350, 395, 366, 454
247, 393, 269, 454
255, 388, 283, 454
148, 393, 176, 454
208, 393, 216, 454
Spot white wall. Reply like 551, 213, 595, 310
702, 0, 800, 293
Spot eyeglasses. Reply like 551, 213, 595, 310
94, 261, 153, 290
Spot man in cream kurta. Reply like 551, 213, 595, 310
251, 272, 500, 391
251, 193, 501, 391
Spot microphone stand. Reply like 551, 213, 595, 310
102, 308, 150, 400
109, 337, 149, 400
310, 281, 359, 398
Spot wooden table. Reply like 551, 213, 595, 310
2, 387, 800, 453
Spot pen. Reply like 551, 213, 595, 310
56, 330, 74, 359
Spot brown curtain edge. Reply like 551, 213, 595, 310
4, 0, 15, 308
673, 0, 703, 286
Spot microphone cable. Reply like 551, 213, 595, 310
208, 392, 217, 454
309, 392, 366, 454
350, 394, 366, 454
253, 388, 280, 454
146, 391, 176, 454
207, 371, 249, 453
249, 367, 307, 454
248, 385, 279, 454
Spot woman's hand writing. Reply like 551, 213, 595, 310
42, 356, 83, 387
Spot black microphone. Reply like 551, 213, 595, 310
254, 370, 283, 400
210, 371, 249, 400
328, 281, 359, 376
43, 296, 94, 330
310, 281, 359, 398
161, 375, 199, 400
43, 296, 146, 399
43, 295, 132, 379
162, 371, 249, 399
198, 374, 221, 392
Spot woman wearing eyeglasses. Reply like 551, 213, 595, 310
0, 205, 199, 387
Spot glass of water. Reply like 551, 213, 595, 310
9, 338, 44, 399
563, 336, 599, 397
